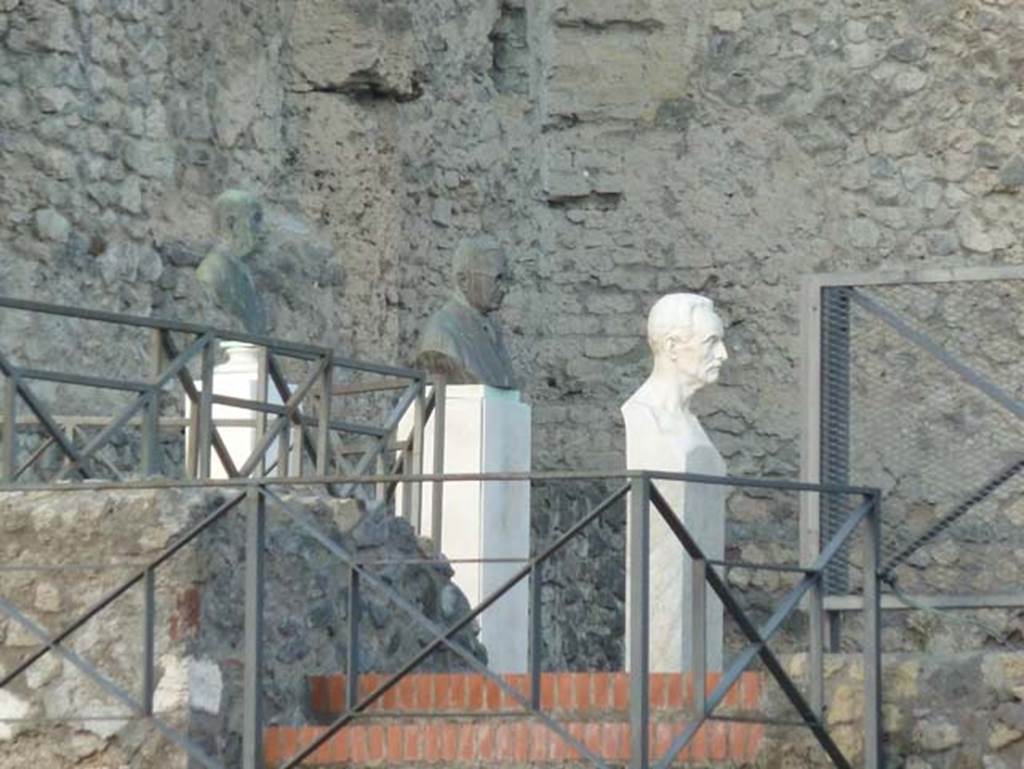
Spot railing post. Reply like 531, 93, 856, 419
243, 487, 266, 769
255, 348, 269, 477
2, 372, 16, 482
142, 566, 156, 715
400, 441, 413, 518
197, 338, 215, 479
277, 423, 290, 478
430, 377, 446, 551
316, 359, 333, 476
529, 561, 543, 709
809, 572, 825, 721
290, 421, 303, 476
691, 557, 706, 716
863, 491, 883, 769
141, 328, 164, 477
409, 381, 426, 530
347, 566, 360, 709
375, 450, 386, 500
629, 474, 650, 769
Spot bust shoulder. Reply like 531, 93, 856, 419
418, 300, 465, 356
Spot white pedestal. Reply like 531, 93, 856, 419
401, 385, 531, 673
186, 342, 293, 479
623, 410, 726, 673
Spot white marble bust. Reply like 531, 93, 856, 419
622, 293, 728, 672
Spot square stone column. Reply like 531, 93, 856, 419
402, 385, 531, 673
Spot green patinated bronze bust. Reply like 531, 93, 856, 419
196, 190, 269, 335
415, 238, 517, 389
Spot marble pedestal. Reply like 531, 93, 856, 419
624, 416, 726, 673
186, 343, 293, 479
402, 385, 531, 673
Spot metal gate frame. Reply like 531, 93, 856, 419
799, 264, 1024, 623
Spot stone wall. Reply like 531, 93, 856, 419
763, 651, 1024, 769
0, 488, 483, 768
3, 0, 1023, 672
7, 0, 1021, 465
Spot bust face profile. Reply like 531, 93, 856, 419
196, 189, 268, 335
213, 189, 265, 260
455, 241, 508, 314
647, 293, 728, 394
413, 238, 517, 388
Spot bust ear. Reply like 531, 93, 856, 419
664, 334, 681, 360
454, 268, 472, 297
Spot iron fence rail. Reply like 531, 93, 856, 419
800, 266, 1024, 640
0, 471, 882, 769
0, 296, 437, 519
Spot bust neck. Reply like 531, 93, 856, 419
633, 364, 702, 419
453, 289, 490, 317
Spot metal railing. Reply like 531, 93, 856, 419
0, 471, 883, 769
800, 267, 1024, 639
0, 296, 452, 522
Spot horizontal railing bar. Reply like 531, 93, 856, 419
0, 715, 143, 723
0, 416, 379, 432
0, 471, 878, 494
825, 592, 1024, 611
332, 379, 412, 395
708, 713, 813, 728
708, 559, 818, 575
345, 709, 532, 720
356, 557, 531, 566
647, 471, 877, 495
0, 295, 423, 380
15, 368, 150, 392
207, 394, 387, 437
0, 563, 147, 572
803, 264, 1024, 290
0, 415, 189, 427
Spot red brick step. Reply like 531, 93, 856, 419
265, 672, 765, 766
307, 671, 760, 718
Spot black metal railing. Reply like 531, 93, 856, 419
802, 268, 1024, 636
0, 296, 456, 529
0, 471, 883, 769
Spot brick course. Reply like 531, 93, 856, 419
265, 671, 764, 766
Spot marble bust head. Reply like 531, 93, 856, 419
627, 293, 728, 418
414, 238, 516, 388
648, 293, 727, 395
213, 189, 265, 259
196, 189, 268, 335
454, 239, 509, 314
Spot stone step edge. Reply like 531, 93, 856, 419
265, 719, 764, 766
309, 671, 762, 718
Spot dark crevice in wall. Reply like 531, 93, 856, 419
489, 2, 529, 96
553, 17, 665, 34
546, 192, 624, 210
292, 70, 425, 102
